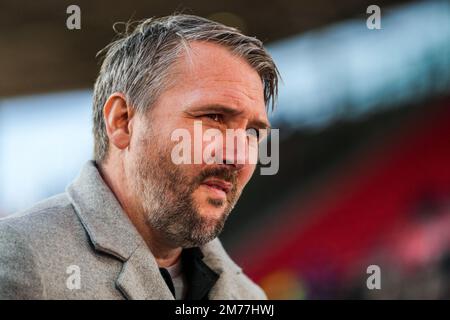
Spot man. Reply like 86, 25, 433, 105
0, 14, 279, 299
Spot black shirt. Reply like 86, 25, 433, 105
159, 247, 219, 300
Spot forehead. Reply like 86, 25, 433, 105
165, 41, 267, 116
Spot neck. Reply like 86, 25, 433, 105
143, 229, 183, 268
97, 158, 182, 268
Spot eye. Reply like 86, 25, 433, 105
246, 128, 260, 140
205, 114, 222, 122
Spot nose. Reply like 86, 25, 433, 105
222, 129, 249, 171
205, 127, 256, 171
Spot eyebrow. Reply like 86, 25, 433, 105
185, 104, 271, 129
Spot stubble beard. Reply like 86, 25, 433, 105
131, 141, 240, 248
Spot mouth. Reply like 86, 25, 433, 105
200, 178, 233, 198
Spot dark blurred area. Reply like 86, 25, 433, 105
0, 0, 410, 97
1, 0, 449, 299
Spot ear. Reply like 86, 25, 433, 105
103, 92, 135, 151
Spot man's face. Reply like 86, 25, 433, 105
126, 41, 269, 248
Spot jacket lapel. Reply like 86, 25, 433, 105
66, 161, 173, 299
116, 242, 174, 300
200, 238, 244, 299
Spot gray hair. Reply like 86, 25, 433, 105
92, 14, 280, 163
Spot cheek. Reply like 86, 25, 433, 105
237, 164, 256, 188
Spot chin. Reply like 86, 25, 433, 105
197, 200, 227, 220
193, 188, 227, 216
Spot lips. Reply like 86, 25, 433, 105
201, 178, 232, 194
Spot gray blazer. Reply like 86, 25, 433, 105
0, 161, 266, 300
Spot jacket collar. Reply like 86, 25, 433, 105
66, 160, 142, 261
66, 161, 243, 299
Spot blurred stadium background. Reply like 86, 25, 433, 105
0, 0, 449, 299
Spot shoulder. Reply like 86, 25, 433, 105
0, 193, 89, 298
0, 217, 46, 298
0, 193, 83, 242
0, 193, 90, 267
